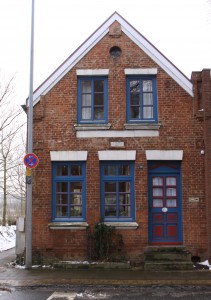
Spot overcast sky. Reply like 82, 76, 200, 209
0, 0, 210, 105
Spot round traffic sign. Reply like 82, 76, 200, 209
24, 153, 39, 169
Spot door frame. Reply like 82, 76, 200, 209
148, 161, 183, 245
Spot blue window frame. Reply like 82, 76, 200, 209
77, 77, 108, 123
100, 161, 135, 222
126, 76, 158, 123
52, 162, 86, 222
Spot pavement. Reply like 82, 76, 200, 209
1, 248, 211, 288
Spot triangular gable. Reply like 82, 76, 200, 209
33, 12, 193, 105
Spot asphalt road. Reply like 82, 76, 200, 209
2, 285, 211, 300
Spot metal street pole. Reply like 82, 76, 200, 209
25, 0, 35, 269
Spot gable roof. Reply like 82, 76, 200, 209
32, 12, 193, 105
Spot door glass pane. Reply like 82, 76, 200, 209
153, 177, 163, 186
57, 165, 68, 176
166, 177, 176, 185
153, 188, 163, 197
153, 199, 163, 207
82, 107, 91, 119
166, 199, 177, 207
82, 81, 91, 93
166, 188, 176, 196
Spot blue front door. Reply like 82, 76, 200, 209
148, 162, 183, 244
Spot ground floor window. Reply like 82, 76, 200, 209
52, 162, 86, 222
100, 161, 135, 221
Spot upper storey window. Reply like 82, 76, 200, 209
126, 76, 158, 123
77, 77, 108, 123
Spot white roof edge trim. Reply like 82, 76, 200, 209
32, 28, 109, 106
32, 12, 193, 105
76, 69, 109, 76
122, 27, 193, 97
98, 150, 136, 161
50, 151, 88, 161
145, 150, 183, 160
125, 68, 157, 75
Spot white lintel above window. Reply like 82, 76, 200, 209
98, 150, 136, 161
76, 69, 109, 76
50, 151, 88, 161
145, 150, 183, 160
124, 68, 157, 75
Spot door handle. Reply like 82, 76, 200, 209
162, 207, 168, 213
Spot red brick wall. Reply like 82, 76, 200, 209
31, 24, 207, 263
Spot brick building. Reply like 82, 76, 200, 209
29, 12, 211, 266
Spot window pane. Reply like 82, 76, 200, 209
105, 165, 116, 176
143, 106, 153, 118
166, 199, 177, 207
70, 165, 82, 176
130, 106, 140, 119
130, 80, 140, 93
166, 188, 176, 197
82, 81, 91, 93
71, 182, 82, 193
153, 177, 163, 186
105, 194, 116, 204
56, 206, 68, 217
118, 165, 130, 176
71, 194, 82, 205
131, 93, 140, 105
71, 206, 82, 217
119, 194, 131, 205
153, 199, 163, 207
143, 93, 153, 105
82, 107, 91, 119
105, 182, 116, 192
82, 94, 91, 106
105, 206, 116, 217
153, 188, 163, 197
119, 206, 130, 217
143, 80, 152, 92
119, 182, 130, 193
94, 80, 104, 92
94, 93, 104, 106
94, 107, 104, 119
56, 194, 68, 205
57, 165, 68, 176
166, 177, 176, 185
57, 182, 68, 193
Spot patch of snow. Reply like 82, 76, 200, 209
0, 225, 16, 252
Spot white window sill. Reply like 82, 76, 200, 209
124, 123, 162, 130
48, 222, 88, 230
104, 222, 139, 229
74, 123, 111, 131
